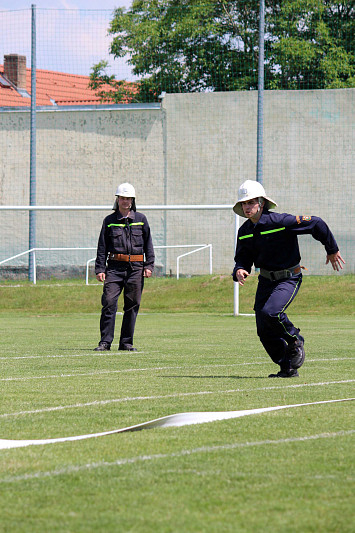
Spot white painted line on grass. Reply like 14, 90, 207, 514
0, 428, 354, 484
0, 353, 353, 363
0, 398, 353, 451
0, 353, 106, 360
0, 368, 161, 381
1, 359, 354, 382
1, 380, 354, 419
1, 429, 353, 483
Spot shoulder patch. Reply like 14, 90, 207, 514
302, 216, 312, 221
296, 215, 301, 224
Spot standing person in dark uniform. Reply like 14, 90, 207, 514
94, 183, 155, 352
232, 180, 345, 378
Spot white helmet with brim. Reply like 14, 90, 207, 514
233, 180, 277, 217
113, 182, 136, 211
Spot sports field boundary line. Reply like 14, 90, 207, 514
1, 354, 354, 364
0, 428, 354, 481
2, 360, 354, 381
1, 380, 354, 418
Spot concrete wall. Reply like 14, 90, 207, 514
162, 89, 354, 275
0, 89, 353, 277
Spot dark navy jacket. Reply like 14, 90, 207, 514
95, 210, 155, 274
234, 210, 339, 273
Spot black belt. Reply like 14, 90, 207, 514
260, 264, 302, 281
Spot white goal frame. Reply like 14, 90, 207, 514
0, 204, 246, 315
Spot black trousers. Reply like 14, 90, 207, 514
99, 264, 144, 348
254, 274, 302, 365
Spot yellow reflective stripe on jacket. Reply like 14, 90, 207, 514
239, 227, 286, 240
107, 223, 126, 228
107, 222, 144, 228
260, 227, 286, 235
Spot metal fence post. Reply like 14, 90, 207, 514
29, 4, 37, 281
256, 0, 265, 184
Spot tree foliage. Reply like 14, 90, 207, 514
90, 0, 355, 102
268, 0, 355, 89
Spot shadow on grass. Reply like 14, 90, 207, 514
160, 375, 266, 379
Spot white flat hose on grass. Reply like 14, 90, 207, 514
0, 398, 353, 450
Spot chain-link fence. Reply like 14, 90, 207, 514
0, 3, 354, 279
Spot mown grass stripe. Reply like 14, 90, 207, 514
2, 380, 354, 418
1, 430, 353, 484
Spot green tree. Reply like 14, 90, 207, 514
267, 0, 355, 89
90, 0, 354, 102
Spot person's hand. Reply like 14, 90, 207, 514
326, 251, 345, 271
233, 268, 249, 286
96, 272, 106, 282
143, 268, 152, 278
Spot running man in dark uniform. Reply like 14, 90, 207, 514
232, 180, 345, 377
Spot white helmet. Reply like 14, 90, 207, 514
115, 182, 136, 198
113, 182, 136, 211
233, 180, 277, 217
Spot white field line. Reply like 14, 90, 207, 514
0, 353, 353, 362
1, 430, 354, 484
1, 358, 354, 382
0, 283, 99, 288
1, 380, 354, 418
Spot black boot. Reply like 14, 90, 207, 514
287, 333, 305, 369
94, 342, 111, 351
119, 345, 137, 352
268, 368, 299, 378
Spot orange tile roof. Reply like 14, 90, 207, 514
0, 66, 137, 107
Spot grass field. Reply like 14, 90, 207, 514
0, 275, 354, 532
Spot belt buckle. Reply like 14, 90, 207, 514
270, 271, 276, 281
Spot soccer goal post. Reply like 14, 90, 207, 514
0, 204, 246, 315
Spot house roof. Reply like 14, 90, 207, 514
0, 66, 137, 107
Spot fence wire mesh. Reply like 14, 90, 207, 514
0, 3, 354, 279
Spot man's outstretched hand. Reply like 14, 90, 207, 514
326, 251, 345, 271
